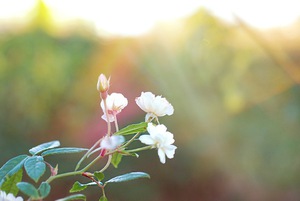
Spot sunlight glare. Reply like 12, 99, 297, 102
1, 0, 300, 36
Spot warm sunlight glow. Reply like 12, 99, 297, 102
0, 0, 300, 36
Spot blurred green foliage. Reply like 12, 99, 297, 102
1, 3, 300, 200
0, 29, 97, 158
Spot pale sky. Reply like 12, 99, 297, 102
0, 0, 299, 36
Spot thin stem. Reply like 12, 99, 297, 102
101, 187, 106, 198
127, 146, 152, 153
48, 154, 103, 183
87, 175, 103, 189
46, 170, 83, 183
99, 155, 112, 172
81, 155, 102, 172
122, 131, 141, 148
113, 112, 119, 132
102, 97, 111, 136
75, 137, 102, 171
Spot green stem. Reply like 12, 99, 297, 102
121, 131, 141, 148
103, 97, 111, 136
75, 137, 103, 171
47, 154, 103, 183
46, 170, 82, 183
113, 112, 119, 132
127, 146, 152, 153
81, 155, 102, 172
99, 155, 112, 172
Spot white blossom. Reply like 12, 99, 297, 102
139, 123, 177, 164
101, 93, 128, 122
0, 191, 23, 201
100, 135, 125, 150
135, 92, 174, 122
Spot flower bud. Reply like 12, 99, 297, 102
97, 74, 110, 93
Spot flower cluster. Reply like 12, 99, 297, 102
0, 73, 178, 201
97, 74, 177, 164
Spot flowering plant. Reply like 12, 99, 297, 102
0, 74, 176, 201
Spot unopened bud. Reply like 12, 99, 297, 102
100, 148, 107, 157
97, 74, 110, 93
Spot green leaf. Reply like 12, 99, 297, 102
56, 194, 86, 201
41, 147, 88, 156
105, 172, 150, 184
1, 168, 23, 196
24, 156, 46, 182
70, 181, 99, 193
114, 122, 147, 135
29, 140, 60, 155
69, 181, 88, 193
99, 196, 108, 201
94, 171, 104, 181
0, 155, 28, 186
17, 182, 39, 199
111, 152, 123, 168
38, 182, 51, 198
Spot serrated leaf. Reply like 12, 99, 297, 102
105, 172, 150, 184
114, 122, 147, 135
24, 156, 46, 182
38, 182, 51, 198
17, 182, 39, 199
99, 196, 108, 201
56, 194, 86, 201
29, 140, 60, 155
94, 171, 104, 181
1, 168, 23, 196
0, 155, 28, 186
111, 152, 122, 168
69, 181, 88, 193
41, 148, 88, 156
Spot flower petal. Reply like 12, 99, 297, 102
139, 135, 155, 145
164, 145, 177, 159
157, 148, 166, 164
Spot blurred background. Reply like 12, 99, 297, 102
1, 0, 300, 200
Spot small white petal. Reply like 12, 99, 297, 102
139, 135, 155, 145
164, 145, 177, 159
146, 123, 156, 135
155, 124, 168, 133
164, 132, 175, 145
158, 148, 166, 164
101, 114, 115, 123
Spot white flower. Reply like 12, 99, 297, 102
0, 191, 23, 201
100, 135, 125, 150
139, 123, 177, 164
135, 92, 174, 122
100, 93, 128, 122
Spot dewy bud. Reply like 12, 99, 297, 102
97, 74, 110, 92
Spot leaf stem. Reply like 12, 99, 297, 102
99, 155, 112, 172
46, 170, 82, 183
103, 97, 111, 136
127, 146, 152, 153
121, 132, 141, 148
113, 112, 119, 132
75, 137, 103, 171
